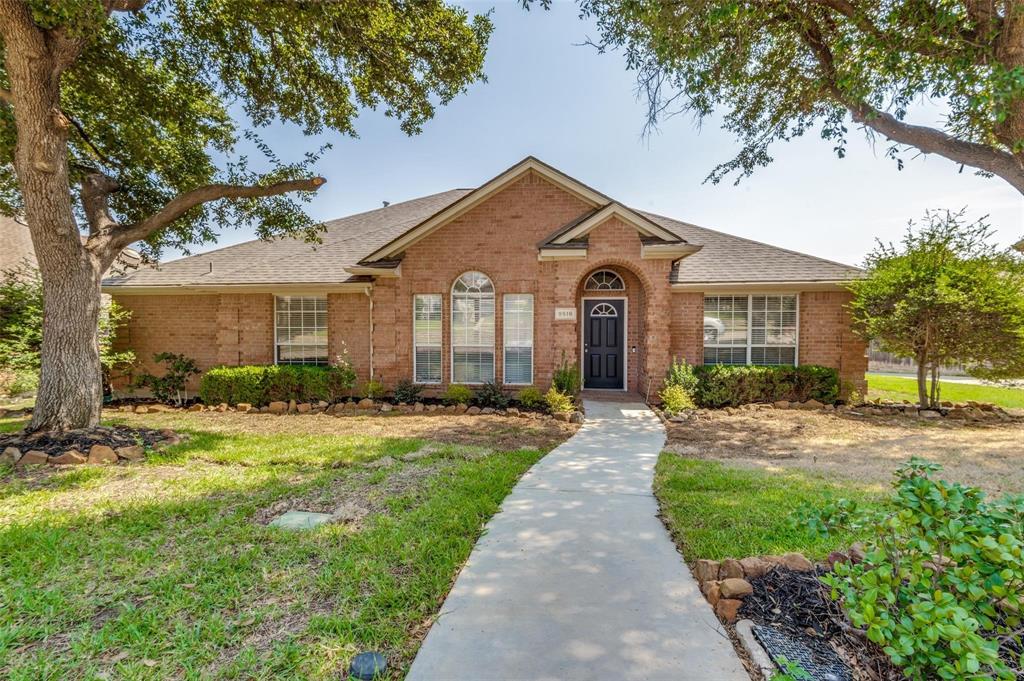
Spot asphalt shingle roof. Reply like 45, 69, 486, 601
103, 187, 859, 289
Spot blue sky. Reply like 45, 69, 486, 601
175, 0, 1023, 266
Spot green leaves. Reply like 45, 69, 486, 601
807, 460, 1024, 679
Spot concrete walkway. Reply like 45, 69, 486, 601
406, 400, 747, 681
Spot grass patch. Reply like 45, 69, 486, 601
0, 418, 550, 679
867, 373, 1024, 409
654, 455, 882, 561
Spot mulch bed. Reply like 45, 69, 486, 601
738, 566, 901, 680
0, 425, 172, 457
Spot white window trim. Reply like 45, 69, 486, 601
584, 269, 626, 292
503, 293, 534, 386
273, 295, 328, 365
413, 294, 443, 384
450, 272, 496, 385
579, 296, 629, 391
702, 293, 800, 366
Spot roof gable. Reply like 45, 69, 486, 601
544, 202, 683, 245
360, 156, 609, 263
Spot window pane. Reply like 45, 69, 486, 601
415, 348, 442, 383
503, 294, 533, 384
413, 294, 443, 383
704, 295, 748, 345
275, 296, 328, 365
452, 273, 495, 383
453, 350, 494, 383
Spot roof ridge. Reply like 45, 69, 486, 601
637, 209, 861, 272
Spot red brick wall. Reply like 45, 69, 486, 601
799, 290, 868, 395
328, 292, 371, 383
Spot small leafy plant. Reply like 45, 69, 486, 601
475, 381, 510, 409
516, 386, 544, 409
392, 378, 423, 404
442, 384, 474, 405
796, 459, 1024, 680
665, 356, 699, 393
134, 352, 200, 405
361, 379, 385, 400
659, 383, 695, 415
544, 387, 574, 414
552, 352, 581, 397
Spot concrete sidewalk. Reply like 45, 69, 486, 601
406, 400, 747, 681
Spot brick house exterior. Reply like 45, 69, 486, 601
104, 158, 868, 397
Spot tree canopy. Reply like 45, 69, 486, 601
560, 0, 1024, 193
848, 210, 1024, 407
0, 0, 493, 257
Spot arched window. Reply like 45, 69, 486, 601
584, 269, 625, 291
451, 271, 495, 383
591, 302, 619, 317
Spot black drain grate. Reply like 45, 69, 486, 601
753, 624, 852, 681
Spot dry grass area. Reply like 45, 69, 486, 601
665, 409, 1024, 495
108, 409, 577, 452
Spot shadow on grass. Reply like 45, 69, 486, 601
0, 443, 543, 680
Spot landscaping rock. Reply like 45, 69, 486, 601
481, 407, 495, 415
317, 400, 329, 409
380, 403, 393, 413
1, 446, 20, 464
414, 402, 425, 413
426, 404, 438, 412
287, 399, 297, 413
116, 445, 145, 461
296, 402, 312, 414
237, 403, 253, 413
268, 401, 287, 414
50, 450, 86, 465
17, 449, 48, 466
779, 552, 814, 572
506, 407, 519, 417
715, 598, 743, 624
919, 409, 942, 419
739, 556, 770, 578
693, 559, 720, 583
719, 578, 754, 599
553, 412, 570, 422
803, 399, 824, 410
88, 445, 119, 464
188, 403, 204, 412
455, 403, 468, 414
569, 411, 585, 424
826, 550, 849, 569
365, 456, 396, 469
848, 542, 866, 564
466, 406, 481, 415
357, 398, 375, 410
149, 404, 174, 412
134, 405, 150, 414
703, 580, 721, 607
719, 558, 744, 579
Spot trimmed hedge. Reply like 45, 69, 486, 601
199, 365, 355, 406
692, 364, 840, 408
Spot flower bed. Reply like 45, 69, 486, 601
0, 424, 185, 467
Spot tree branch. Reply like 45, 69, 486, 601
106, 176, 326, 250
80, 171, 121, 237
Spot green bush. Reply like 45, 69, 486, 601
665, 356, 699, 393
797, 459, 1024, 680
442, 384, 474, 405
552, 353, 581, 397
516, 386, 544, 409
544, 387, 574, 414
0, 368, 38, 397
475, 381, 510, 409
360, 379, 385, 400
659, 384, 695, 415
392, 379, 423, 404
693, 364, 839, 408
135, 352, 200, 405
198, 364, 357, 406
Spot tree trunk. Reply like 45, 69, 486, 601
916, 355, 929, 408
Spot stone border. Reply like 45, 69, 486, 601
693, 553, 817, 624
654, 397, 1015, 423
1, 428, 186, 468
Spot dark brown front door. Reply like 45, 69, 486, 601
583, 299, 625, 389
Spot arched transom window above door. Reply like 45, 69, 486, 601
590, 302, 619, 317
584, 270, 625, 291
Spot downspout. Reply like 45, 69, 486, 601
365, 285, 374, 380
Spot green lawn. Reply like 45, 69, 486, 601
867, 373, 1024, 409
0, 415, 549, 679
654, 456, 882, 561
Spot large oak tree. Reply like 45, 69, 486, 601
554, 0, 1024, 192
0, 0, 492, 431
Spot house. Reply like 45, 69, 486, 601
3, 213, 143, 277
102, 157, 867, 396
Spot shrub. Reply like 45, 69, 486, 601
692, 364, 839, 408
198, 363, 357, 406
544, 387, 574, 414
134, 352, 200, 405
659, 384, 695, 415
552, 353, 581, 397
361, 379, 385, 400
664, 356, 699, 393
392, 379, 423, 404
475, 381, 510, 409
442, 384, 474, 405
797, 459, 1024, 680
0, 368, 38, 397
516, 386, 545, 409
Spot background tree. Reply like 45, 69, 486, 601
549, 0, 1024, 193
848, 210, 1024, 408
0, 0, 492, 431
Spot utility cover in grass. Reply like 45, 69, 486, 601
268, 510, 333, 530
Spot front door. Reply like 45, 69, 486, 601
583, 299, 625, 389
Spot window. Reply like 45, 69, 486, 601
584, 269, 625, 291
451, 271, 495, 383
590, 302, 618, 317
275, 296, 327, 365
503, 294, 533, 385
703, 294, 797, 366
414, 294, 442, 383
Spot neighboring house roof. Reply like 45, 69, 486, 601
102, 158, 860, 292
2, 214, 144, 278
